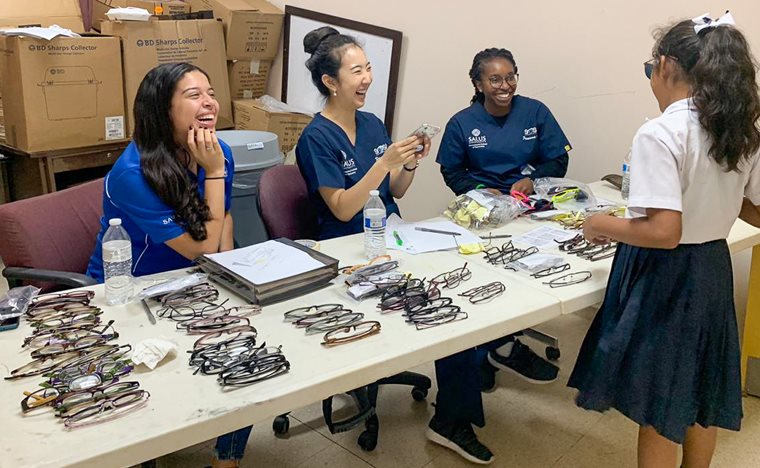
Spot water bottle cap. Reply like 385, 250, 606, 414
108, 218, 122, 226
369, 190, 379, 196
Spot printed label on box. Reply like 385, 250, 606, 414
105, 115, 125, 140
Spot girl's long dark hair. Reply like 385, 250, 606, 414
133, 62, 211, 241
468, 48, 517, 104
654, 20, 760, 171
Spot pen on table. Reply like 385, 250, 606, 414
414, 227, 462, 236
393, 230, 404, 246
483, 234, 512, 239
141, 298, 156, 325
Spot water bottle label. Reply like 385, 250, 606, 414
365, 216, 387, 229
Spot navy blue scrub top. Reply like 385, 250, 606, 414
436, 96, 571, 192
85, 140, 235, 282
296, 111, 400, 240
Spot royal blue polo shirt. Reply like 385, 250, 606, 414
86, 140, 234, 282
436, 97, 571, 192
296, 111, 400, 240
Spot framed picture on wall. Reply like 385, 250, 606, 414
282, 6, 403, 133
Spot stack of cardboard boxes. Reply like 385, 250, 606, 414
1, 0, 88, 146
0, 0, 125, 152
0, 0, 311, 158
186, 0, 312, 153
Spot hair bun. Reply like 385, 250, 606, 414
303, 26, 340, 55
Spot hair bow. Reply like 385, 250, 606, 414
692, 11, 735, 34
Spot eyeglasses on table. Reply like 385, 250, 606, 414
321, 321, 381, 347
458, 281, 506, 303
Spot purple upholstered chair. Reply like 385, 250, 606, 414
0, 179, 102, 292
258, 165, 317, 240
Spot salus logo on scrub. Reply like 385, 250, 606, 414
341, 150, 358, 176
468, 128, 487, 149
523, 127, 538, 141
162, 216, 174, 225
373, 143, 388, 160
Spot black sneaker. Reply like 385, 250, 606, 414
487, 339, 559, 384
479, 357, 498, 393
426, 417, 494, 465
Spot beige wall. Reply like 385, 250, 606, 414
266, 1, 760, 221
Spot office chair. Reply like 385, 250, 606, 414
0, 179, 102, 292
258, 164, 431, 451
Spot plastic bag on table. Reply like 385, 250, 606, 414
0, 286, 40, 319
443, 189, 527, 230
533, 177, 598, 211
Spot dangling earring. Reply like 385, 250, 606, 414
332, 90, 337, 97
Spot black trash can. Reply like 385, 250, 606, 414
217, 130, 282, 247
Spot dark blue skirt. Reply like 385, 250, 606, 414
568, 240, 742, 444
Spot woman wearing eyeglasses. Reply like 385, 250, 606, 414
437, 48, 571, 197
429, 48, 571, 462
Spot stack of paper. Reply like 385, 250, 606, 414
197, 239, 339, 305
0, 25, 79, 40
385, 214, 483, 254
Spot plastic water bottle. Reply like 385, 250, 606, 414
363, 190, 387, 259
103, 218, 133, 305
621, 148, 632, 201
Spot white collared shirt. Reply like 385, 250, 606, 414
627, 98, 760, 244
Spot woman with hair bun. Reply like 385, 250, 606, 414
296, 26, 429, 240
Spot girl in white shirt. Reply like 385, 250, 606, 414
569, 13, 760, 468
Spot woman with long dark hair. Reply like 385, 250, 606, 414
86, 62, 234, 280
86, 62, 245, 468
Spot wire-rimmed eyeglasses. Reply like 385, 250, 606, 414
457, 282, 506, 303
543, 271, 592, 288
430, 263, 472, 289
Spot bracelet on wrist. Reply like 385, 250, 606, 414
205, 176, 226, 180
403, 161, 419, 172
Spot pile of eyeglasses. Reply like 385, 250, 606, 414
483, 241, 540, 268
555, 233, 618, 262
377, 264, 471, 330
147, 281, 289, 387
283, 303, 381, 346
344, 260, 410, 301
9, 290, 150, 429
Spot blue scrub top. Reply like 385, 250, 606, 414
436, 97, 571, 192
85, 140, 234, 282
296, 111, 400, 240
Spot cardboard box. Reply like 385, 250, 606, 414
228, 59, 270, 99
102, 18, 233, 135
0, 0, 84, 32
92, 0, 191, 32
233, 99, 311, 153
0, 35, 126, 152
188, 0, 283, 60
0, 96, 5, 143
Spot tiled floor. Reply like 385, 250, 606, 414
2, 261, 758, 467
